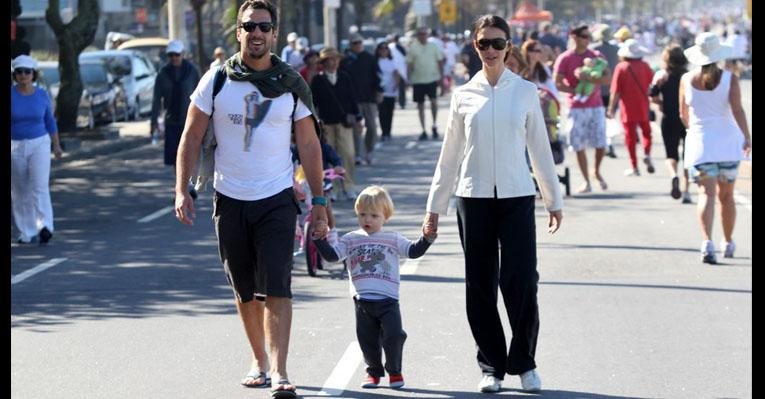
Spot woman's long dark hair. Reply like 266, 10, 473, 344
520, 39, 548, 83
663, 45, 689, 76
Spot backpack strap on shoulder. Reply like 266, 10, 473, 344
210, 65, 227, 116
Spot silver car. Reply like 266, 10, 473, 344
79, 49, 157, 120
37, 59, 119, 130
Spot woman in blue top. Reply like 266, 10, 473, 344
11, 55, 63, 244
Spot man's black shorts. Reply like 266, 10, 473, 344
412, 81, 439, 103
213, 188, 300, 302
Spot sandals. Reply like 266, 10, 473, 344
241, 371, 271, 388
271, 378, 298, 398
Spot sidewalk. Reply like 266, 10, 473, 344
55, 120, 151, 166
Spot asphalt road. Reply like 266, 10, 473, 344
12, 82, 751, 398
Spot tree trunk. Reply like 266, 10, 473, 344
46, 0, 100, 134
193, 1, 206, 72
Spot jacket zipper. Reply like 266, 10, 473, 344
491, 83, 496, 196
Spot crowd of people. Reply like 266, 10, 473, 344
11, 0, 751, 397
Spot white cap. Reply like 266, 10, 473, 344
287, 32, 298, 42
12, 54, 38, 71
166, 40, 184, 54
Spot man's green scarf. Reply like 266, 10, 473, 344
224, 53, 319, 122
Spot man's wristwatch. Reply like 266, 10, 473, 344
311, 196, 328, 206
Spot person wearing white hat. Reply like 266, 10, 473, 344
11, 54, 63, 245
280, 31, 299, 66
151, 38, 201, 196
678, 31, 751, 264
607, 38, 655, 177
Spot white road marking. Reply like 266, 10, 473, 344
11, 258, 68, 285
137, 206, 174, 223
405, 141, 418, 149
401, 258, 419, 275
317, 341, 363, 396
734, 190, 751, 212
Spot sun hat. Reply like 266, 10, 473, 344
613, 26, 632, 42
617, 39, 647, 59
166, 40, 184, 54
592, 24, 612, 42
683, 32, 733, 65
348, 33, 364, 43
319, 47, 342, 62
12, 54, 38, 71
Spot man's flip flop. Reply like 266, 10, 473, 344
241, 371, 270, 388
271, 378, 298, 399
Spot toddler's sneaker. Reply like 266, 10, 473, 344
681, 191, 693, 204
389, 374, 405, 389
701, 240, 717, 264
721, 240, 736, 258
477, 374, 501, 393
361, 374, 380, 388
519, 369, 542, 392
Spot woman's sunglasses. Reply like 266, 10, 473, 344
476, 38, 508, 51
14, 68, 33, 75
240, 21, 274, 33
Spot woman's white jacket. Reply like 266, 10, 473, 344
426, 68, 564, 214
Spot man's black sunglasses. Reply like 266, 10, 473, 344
167, 52, 181, 57
240, 21, 274, 33
476, 38, 508, 51
14, 68, 33, 75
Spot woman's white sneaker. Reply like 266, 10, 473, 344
520, 369, 542, 392
477, 374, 501, 393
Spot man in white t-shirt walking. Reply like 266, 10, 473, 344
407, 26, 444, 140
173, 1, 327, 397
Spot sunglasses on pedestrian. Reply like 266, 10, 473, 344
14, 67, 33, 75
476, 38, 509, 51
240, 21, 274, 33
576, 33, 591, 39
167, 52, 181, 57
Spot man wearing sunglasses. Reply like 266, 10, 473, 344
553, 25, 612, 194
151, 39, 201, 195
173, 1, 326, 398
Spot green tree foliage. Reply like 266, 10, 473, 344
46, 0, 100, 133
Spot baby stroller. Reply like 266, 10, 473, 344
538, 87, 570, 196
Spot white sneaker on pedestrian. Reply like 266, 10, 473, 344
477, 374, 501, 393
345, 189, 358, 201
721, 240, 736, 258
519, 369, 542, 392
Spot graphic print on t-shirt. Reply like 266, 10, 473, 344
351, 244, 393, 278
243, 91, 272, 151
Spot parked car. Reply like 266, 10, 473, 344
117, 37, 170, 70
37, 59, 120, 130
80, 49, 157, 120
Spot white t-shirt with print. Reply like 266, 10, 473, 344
190, 68, 312, 201
332, 229, 416, 300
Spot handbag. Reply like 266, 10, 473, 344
626, 65, 655, 121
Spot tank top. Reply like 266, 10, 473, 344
682, 68, 744, 166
